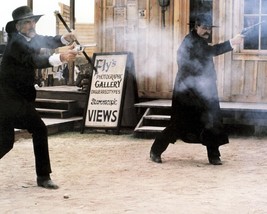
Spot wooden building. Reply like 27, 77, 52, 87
26, 0, 267, 103
20, 0, 267, 133
57, 3, 96, 58
93, 0, 267, 104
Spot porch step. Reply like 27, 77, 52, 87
15, 87, 86, 140
134, 106, 171, 137
15, 117, 83, 140
36, 108, 70, 119
134, 99, 267, 137
134, 126, 165, 132
35, 98, 78, 119
35, 98, 76, 109
143, 115, 171, 120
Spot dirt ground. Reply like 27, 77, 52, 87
1, 130, 267, 214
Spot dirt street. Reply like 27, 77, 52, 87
0, 131, 267, 213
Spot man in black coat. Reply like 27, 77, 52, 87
150, 14, 243, 165
0, 6, 78, 189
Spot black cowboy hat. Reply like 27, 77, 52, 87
5, 6, 43, 33
188, 13, 219, 28
195, 14, 218, 28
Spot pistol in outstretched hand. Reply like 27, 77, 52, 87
241, 21, 265, 36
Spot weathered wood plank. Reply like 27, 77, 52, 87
135, 99, 267, 112
93, 0, 267, 104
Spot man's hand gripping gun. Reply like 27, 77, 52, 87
54, 11, 97, 73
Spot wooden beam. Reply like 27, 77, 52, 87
27, 0, 33, 9
70, 0, 75, 30
69, 0, 75, 85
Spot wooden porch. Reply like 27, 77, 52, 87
134, 99, 267, 137
15, 86, 86, 139
15, 86, 267, 139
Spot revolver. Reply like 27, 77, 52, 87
241, 21, 264, 36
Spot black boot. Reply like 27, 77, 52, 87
37, 175, 59, 189
207, 146, 222, 165
150, 150, 162, 163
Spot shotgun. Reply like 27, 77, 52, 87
54, 10, 97, 73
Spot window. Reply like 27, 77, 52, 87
243, 0, 267, 50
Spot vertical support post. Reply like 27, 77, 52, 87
68, 0, 75, 85
27, 0, 33, 9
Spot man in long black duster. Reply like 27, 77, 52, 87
150, 14, 243, 165
0, 6, 78, 188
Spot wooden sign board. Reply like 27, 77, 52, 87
81, 52, 137, 133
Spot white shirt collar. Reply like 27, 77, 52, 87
18, 32, 31, 42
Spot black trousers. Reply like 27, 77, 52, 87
0, 102, 52, 176
151, 124, 221, 157
151, 125, 176, 155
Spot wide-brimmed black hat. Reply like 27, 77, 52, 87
195, 14, 218, 28
5, 6, 43, 33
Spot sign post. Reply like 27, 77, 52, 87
81, 52, 137, 134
